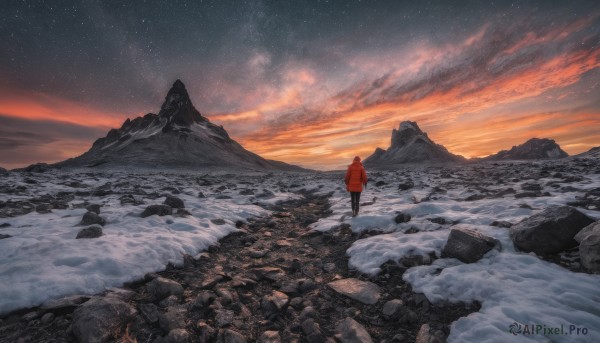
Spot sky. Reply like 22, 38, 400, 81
0, 0, 599, 170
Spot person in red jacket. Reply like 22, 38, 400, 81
345, 156, 368, 217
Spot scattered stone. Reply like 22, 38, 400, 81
398, 181, 414, 191
327, 278, 381, 305
394, 212, 411, 224
80, 211, 106, 226
159, 295, 181, 308
40, 312, 55, 324
442, 227, 499, 263
218, 328, 247, 343
521, 183, 542, 192
415, 323, 444, 343
158, 306, 187, 332
574, 221, 600, 273
252, 267, 286, 282
35, 203, 53, 214
0, 233, 11, 239
215, 309, 235, 327
0, 223, 11, 228
198, 321, 217, 342
490, 220, 512, 228
41, 295, 91, 312
146, 277, 184, 301
139, 303, 159, 324
211, 218, 227, 225
141, 204, 172, 218
76, 225, 103, 239
200, 275, 224, 289
159, 328, 190, 343
72, 296, 137, 343
510, 205, 594, 255
261, 291, 289, 317
164, 195, 185, 209
85, 204, 101, 214
301, 318, 326, 343
193, 290, 217, 308
22, 311, 41, 321
259, 330, 282, 343
382, 299, 404, 319
335, 317, 374, 343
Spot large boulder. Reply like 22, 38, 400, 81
335, 317, 374, 343
442, 227, 499, 263
146, 277, 184, 301
141, 204, 173, 218
574, 221, 600, 273
327, 278, 380, 305
510, 206, 594, 255
76, 226, 103, 239
72, 296, 137, 343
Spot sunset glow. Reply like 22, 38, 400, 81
1, 1, 599, 169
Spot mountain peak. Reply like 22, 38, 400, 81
159, 79, 205, 129
364, 121, 464, 167
485, 137, 568, 160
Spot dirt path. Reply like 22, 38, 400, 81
0, 190, 477, 343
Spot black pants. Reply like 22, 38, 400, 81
351, 192, 361, 214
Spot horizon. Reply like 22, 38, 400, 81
1, 1, 600, 170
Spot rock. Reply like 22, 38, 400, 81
327, 278, 381, 305
158, 306, 187, 332
0, 223, 11, 228
218, 329, 247, 343
72, 296, 137, 343
40, 312, 55, 324
335, 317, 374, 343
197, 321, 217, 341
146, 277, 184, 301
215, 309, 234, 327
398, 181, 414, 191
510, 206, 594, 255
442, 227, 499, 263
415, 323, 444, 343
22, 311, 41, 321
211, 218, 227, 225
192, 290, 216, 308
574, 221, 600, 273
141, 204, 172, 218
382, 299, 404, 319
521, 183, 542, 191
76, 225, 103, 239
252, 267, 286, 282
139, 303, 159, 324
159, 295, 181, 308
394, 212, 411, 224
80, 211, 106, 226
161, 329, 190, 343
261, 291, 289, 317
260, 330, 282, 343
200, 275, 224, 289
35, 203, 53, 214
164, 195, 185, 209
301, 318, 326, 343
0, 234, 11, 239
490, 220, 512, 228
41, 295, 91, 312
85, 204, 101, 214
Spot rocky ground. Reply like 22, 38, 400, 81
0, 189, 477, 343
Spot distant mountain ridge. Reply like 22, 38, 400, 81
55, 80, 305, 171
363, 121, 465, 167
482, 138, 568, 161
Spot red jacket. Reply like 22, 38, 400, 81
345, 157, 368, 192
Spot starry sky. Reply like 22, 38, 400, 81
1, 0, 599, 170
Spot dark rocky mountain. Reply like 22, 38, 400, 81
572, 146, 600, 159
484, 138, 568, 161
363, 121, 465, 167
55, 80, 305, 171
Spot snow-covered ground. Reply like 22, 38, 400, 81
1, 159, 599, 343
312, 160, 600, 342
0, 171, 301, 315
